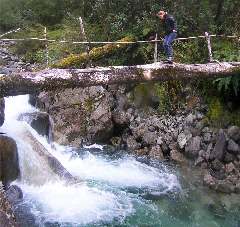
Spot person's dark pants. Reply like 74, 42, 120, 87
163, 32, 177, 59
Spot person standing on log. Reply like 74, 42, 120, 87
156, 10, 177, 64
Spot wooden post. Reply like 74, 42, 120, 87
79, 17, 91, 67
154, 33, 158, 63
205, 32, 213, 62
44, 27, 49, 67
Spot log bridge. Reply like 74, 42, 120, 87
0, 61, 240, 97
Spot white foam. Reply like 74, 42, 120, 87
18, 181, 133, 225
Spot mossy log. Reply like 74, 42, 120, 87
0, 62, 240, 97
54, 36, 135, 68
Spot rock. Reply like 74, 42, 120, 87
203, 173, 235, 193
19, 112, 51, 138
5, 185, 23, 204
161, 142, 170, 155
170, 150, 186, 163
0, 211, 14, 227
37, 87, 114, 146
225, 163, 235, 174
149, 146, 164, 160
112, 110, 130, 126
126, 136, 141, 150
0, 136, 19, 186
177, 132, 192, 149
195, 157, 205, 166
223, 152, 236, 163
227, 126, 240, 142
227, 139, 240, 154
185, 113, 195, 125
0, 98, 4, 127
185, 136, 201, 158
203, 132, 212, 143
211, 159, 224, 172
0, 182, 17, 227
203, 173, 216, 188
142, 131, 158, 146
210, 129, 226, 161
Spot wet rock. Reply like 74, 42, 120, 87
149, 145, 164, 160
0, 136, 19, 186
203, 173, 235, 193
5, 185, 23, 204
0, 211, 14, 227
227, 139, 240, 154
0, 98, 4, 127
185, 136, 201, 158
210, 129, 226, 161
19, 112, 51, 138
227, 126, 240, 142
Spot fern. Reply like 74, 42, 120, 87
214, 75, 240, 96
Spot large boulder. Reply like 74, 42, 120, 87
227, 126, 240, 143
36, 87, 114, 146
0, 136, 20, 186
210, 129, 226, 161
0, 98, 5, 127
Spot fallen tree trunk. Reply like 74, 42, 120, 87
0, 62, 239, 97
54, 36, 136, 68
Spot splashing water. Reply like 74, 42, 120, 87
2, 95, 181, 226
3, 95, 240, 227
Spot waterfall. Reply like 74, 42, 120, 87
2, 95, 181, 226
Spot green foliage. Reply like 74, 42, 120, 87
214, 76, 240, 96
207, 97, 240, 127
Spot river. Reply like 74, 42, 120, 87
2, 95, 240, 227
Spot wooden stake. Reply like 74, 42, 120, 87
154, 33, 158, 63
79, 17, 91, 67
44, 27, 49, 67
205, 32, 213, 62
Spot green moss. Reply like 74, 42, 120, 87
84, 98, 95, 112
53, 35, 136, 68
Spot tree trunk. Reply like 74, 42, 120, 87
0, 62, 239, 97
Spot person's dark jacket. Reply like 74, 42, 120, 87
163, 14, 177, 35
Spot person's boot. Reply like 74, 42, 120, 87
166, 57, 173, 64
163, 57, 173, 64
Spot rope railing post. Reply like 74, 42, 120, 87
79, 17, 91, 67
205, 32, 214, 62
154, 33, 158, 63
44, 27, 49, 67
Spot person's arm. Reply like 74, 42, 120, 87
169, 16, 177, 32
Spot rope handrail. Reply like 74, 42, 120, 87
0, 34, 239, 45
